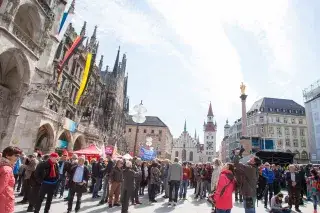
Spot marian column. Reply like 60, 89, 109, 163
239, 82, 251, 156
240, 82, 248, 136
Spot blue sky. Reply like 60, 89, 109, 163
73, 0, 320, 150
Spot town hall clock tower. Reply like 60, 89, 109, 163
203, 102, 217, 162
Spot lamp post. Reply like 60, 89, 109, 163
132, 101, 147, 156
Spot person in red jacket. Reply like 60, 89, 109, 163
212, 163, 236, 213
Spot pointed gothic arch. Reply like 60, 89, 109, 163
14, 3, 42, 40
189, 151, 193, 161
0, 48, 30, 149
294, 150, 300, 159
73, 135, 86, 151
35, 123, 55, 153
175, 151, 179, 158
182, 149, 186, 161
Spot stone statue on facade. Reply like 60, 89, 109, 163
240, 82, 246, 95
40, 17, 54, 49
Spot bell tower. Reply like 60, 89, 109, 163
203, 102, 217, 162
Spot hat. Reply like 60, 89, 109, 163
50, 153, 59, 158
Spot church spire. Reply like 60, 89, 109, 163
184, 120, 187, 132
208, 101, 214, 117
194, 129, 197, 139
113, 46, 120, 76
80, 21, 86, 37
98, 55, 104, 71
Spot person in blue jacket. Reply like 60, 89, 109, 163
262, 162, 275, 208
13, 157, 22, 189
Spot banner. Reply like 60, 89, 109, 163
58, 140, 68, 149
140, 147, 156, 161
63, 118, 77, 132
74, 52, 92, 105
105, 146, 114, 155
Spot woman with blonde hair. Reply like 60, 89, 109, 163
211, 158, 223, 192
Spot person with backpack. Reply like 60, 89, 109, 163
307, 169, 320, 213
211, 163, 236, 213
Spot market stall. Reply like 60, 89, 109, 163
71, 144, 101, 162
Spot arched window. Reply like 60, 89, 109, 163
301, 151, 308, 160
175, 151, 179, 157
189, 151, 193, 161
182, 149, 186, 161
294, 150, 300, 159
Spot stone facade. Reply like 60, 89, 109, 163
246, 97, 309, 163
171, 122, 201, 163
0, 0, 129, 154
125, 116, 173, 159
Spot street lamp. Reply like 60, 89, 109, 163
132, 100, 147, 156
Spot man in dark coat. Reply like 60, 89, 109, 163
34, 153, 60, 213
233, 150, 261, 213
67, 155, 89, 213
121, 161, 136, 213
286, 164, 302, 212
91, 158, 105, 198
131, 157, 142, 205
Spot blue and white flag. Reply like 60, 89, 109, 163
140, 147, 156, 161
57, 0, 75, 41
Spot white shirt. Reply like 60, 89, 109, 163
290, 172, 295, 182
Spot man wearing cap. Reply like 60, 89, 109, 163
67, 155, 89, 213
34, 152, 60, 213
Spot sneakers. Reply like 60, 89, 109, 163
168, 202, 172, 206
173, 202, 177, 206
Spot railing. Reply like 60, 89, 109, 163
43, 107, 60, 122
12, 22, 41, 54
0, 14, 42, 56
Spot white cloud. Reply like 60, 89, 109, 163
147, 0, 293, 147
74, 0, 164, 46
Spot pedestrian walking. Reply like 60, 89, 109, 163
67, 155, 89, 213
34, 153, 59, 213
121, 161, 135, 213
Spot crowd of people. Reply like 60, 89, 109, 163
1, 146, 320, 213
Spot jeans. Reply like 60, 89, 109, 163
243, 197, 256, 213
55, 174, 66, 197
264, 183, 273, 206
200, 180, 210, 197
313, 193, 320, 210
179, 180, 188, 198
216, 209, 231, 213
169, 180, 180, 202
92, 177, 102, 197
101, 176, 109, 202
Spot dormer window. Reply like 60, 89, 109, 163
269, 108, 273, 112
276, 108, 280, 112
260, 107, 264, 112
289, 110, 292, 113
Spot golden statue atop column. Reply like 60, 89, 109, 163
240, 82, 246, 95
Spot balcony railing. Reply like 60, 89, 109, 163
0, 14, 43, 56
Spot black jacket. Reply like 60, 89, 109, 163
69, 165, 90, 183
35, 160, 59, 183
91, 162, 105, 178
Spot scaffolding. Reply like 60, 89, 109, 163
303, 79, 320, 102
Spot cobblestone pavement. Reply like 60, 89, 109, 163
14, 189, 314, 213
